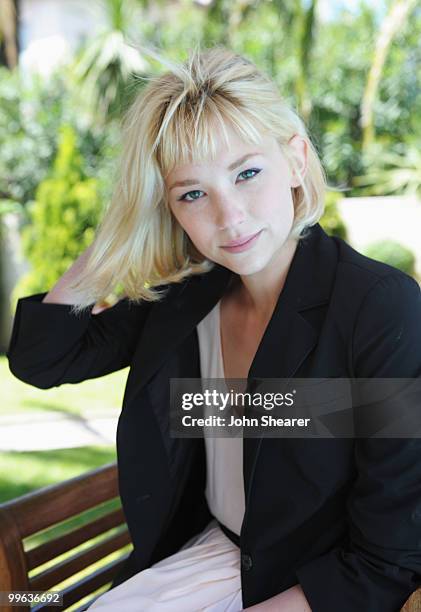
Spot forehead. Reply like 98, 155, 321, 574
163, 123, 278, 179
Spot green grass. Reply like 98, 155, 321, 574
0, 446, 130, 611
0, 355, 129, 418
0, 446, 117, 502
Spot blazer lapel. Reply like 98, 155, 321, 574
247, 222, 337, 382
242, 223, 339, 504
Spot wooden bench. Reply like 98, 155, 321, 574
0, 462, 420, 611
0, 462, 131, 611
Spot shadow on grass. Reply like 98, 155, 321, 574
20, 398, 81, 416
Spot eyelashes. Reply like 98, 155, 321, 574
176, 168, 262, 203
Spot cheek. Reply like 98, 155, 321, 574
171, 209, 210, 246
251, 183, 294, 219
170, 206, 191, 235
187, 225, 212, 248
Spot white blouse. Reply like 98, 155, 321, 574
196, 299, 246, 537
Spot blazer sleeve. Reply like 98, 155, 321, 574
295, 272, 421, 612
6, 291, 152, 389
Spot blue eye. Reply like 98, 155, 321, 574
239, 168, 260, 180
178, 189, 203, 203
177, 168, 262, 203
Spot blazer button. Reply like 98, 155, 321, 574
241, 553, 253, 571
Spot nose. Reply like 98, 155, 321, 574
214, 192, 246, 231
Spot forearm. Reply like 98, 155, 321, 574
243, 584, 311, 611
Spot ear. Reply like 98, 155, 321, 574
287, 134, 308, 188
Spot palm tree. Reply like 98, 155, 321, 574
354, 143, 421, 198
295, 0, 318, 123
72, 0, 151, 124
360, 0, 418, 152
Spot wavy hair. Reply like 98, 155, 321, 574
68, 43, 327, 315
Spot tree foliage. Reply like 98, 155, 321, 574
12, 125, 102, 303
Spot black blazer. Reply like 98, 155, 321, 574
6, 223, 421, 612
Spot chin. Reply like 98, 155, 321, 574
222, 256, 270, 276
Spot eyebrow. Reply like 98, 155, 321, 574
168, 152, 262, 191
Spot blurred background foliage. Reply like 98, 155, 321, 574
1, 0, 420, 295
363, 238, 417, 276
15, 125, 103, 297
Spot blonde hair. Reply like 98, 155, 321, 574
68, 43, 327, 315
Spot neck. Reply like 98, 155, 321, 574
232, 237, 299, 319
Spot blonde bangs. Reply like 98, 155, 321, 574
156, 95, 268, 183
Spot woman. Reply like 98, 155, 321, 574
7, 46, 421, 612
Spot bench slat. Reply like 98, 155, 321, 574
26, 507, 126, 570
69, 589, 110, 612
402, 590, 421, 612
29, 529, 131, 592
1, 463, 118, 538
0, 507, 29, 592
31, 553, 130, 611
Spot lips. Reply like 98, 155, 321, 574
221, 231, 261, 248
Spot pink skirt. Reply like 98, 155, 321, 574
88, 518, 243, 611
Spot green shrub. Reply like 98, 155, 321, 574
319, 190, 348, 240
12, 124, 102, 307
363, 240, 416, 277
